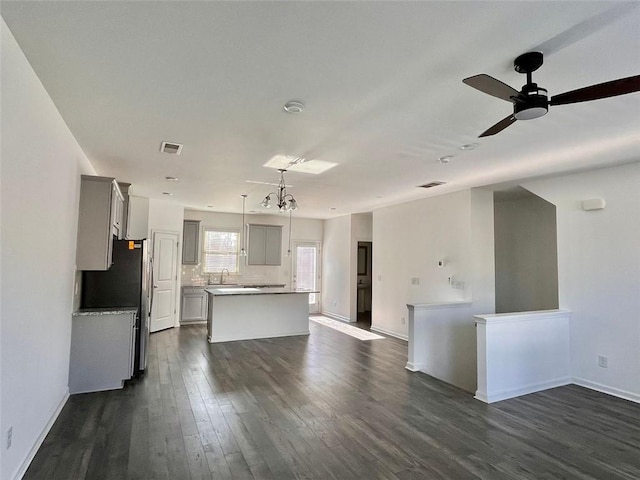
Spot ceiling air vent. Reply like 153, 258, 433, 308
160, 141, 183, 155
418, 181, 446, 189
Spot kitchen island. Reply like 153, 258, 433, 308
205, 287, 313, 343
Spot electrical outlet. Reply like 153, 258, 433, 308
333, 300, 337, 307
6, 426, 12, 450
401, 317, 406, 325
598, 355, 608, 368
411, 277, 420, 285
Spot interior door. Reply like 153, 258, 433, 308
150, 231, 178, 332
293, 241, 321, 314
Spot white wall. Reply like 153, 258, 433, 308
372, 189, 495, 339
494, 193, 559, 313
1, 20, 95, 480
183, 210, 323, 287
524, 162, 640, 402
322, 215, 353, 321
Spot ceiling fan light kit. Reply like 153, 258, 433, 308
463, 51, 640, 137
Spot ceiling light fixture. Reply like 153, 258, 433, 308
240, 194, 248, 257
286, 210, 293, 257
162, 192, 173, 196
283, 100, 305, 113
438, 155, 453, 164
165, 176, 179, 181
460, 143, 480, 151
260, 169, 299, 212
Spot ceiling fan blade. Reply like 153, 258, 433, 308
463, 74, 520, 102
550, 75, 640, 106
479, 115, 517, 137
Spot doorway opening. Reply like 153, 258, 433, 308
293, 241, 321, 314
357, 241, 372, 327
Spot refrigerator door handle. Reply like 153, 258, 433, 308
149, 256, 155, 317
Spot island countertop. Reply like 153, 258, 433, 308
205, 287, 318, 296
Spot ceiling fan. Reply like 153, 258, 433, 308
463, 51, 640, 137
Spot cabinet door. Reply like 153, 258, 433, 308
77, 176, 115, 270
126, 195, 149, 240
182, 220, 200, 265
248, 225, 266, 265
265, 226, 282, 265
69, 312, 135, 394
181, 290, 208, 322
110, 181, 124, 240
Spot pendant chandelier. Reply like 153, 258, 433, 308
261, 169, 298, 212
239, 194, 247, 256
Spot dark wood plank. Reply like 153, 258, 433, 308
23, 322, 640, 480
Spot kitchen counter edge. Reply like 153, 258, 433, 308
73, 308, 138, 316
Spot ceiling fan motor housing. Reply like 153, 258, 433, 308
514, 83, 549, 120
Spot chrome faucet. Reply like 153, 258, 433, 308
220, 269, 230, 284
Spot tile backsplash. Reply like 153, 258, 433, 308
181, 263, 290, 286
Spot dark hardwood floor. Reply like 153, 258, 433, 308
25, 321, 640, 479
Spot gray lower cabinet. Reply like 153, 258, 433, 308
69, 310, 136, 394
182, 220, 200, 265
248, 224, 282, 265
181, 287, 208, 323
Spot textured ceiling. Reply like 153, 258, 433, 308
2, 1, 639, 218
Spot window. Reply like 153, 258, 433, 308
202, 228, 239, 273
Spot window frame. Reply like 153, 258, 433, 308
201, 227, 241, 274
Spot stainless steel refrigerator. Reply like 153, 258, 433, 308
81, 239, 152, 376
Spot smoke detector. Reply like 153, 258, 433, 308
283, 101, 305, 113
160, 141, 183, 155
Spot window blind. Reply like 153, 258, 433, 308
203, 229, 239, 273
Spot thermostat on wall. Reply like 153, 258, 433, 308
582, 198, 606, 211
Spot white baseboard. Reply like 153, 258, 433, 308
475, 377, 572, 404
405, 362, 424, 372
573, 377, 640, 404
370, 324, 408, 341
319, 311, 352, 323
180, 320, 207, 326
13, 388, 70, 480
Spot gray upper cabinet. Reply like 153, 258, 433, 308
126, 195, 149, 240
248, 224, 282, 265
76, 175, 124, 270
182, 220, 200, 265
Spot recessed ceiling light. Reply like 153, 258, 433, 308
283, 101, 305, 113
249, 210, 258, 213
438, 155, 453, 164
162, 192, 173, 196
165, 176, 179, 181
330, 207, 337, 211
376, 195, 383, 199
207, 205, 214, 208
460, 143, 480, 151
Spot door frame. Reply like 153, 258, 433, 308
150, 229, 180, 331
292, 240, 321, 314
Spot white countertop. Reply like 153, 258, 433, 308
73, 308, 138, 316
205, 287, 317, 296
